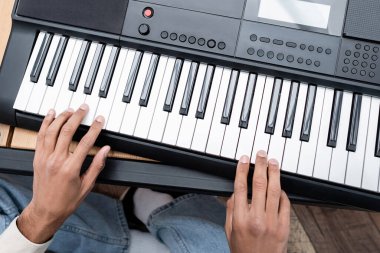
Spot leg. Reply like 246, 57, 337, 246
0, 174, 130, 253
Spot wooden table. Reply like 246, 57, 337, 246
1, 1, 380, 252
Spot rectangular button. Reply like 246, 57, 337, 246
69, 40, 90, 91
46, 36, 68, 86
163, 58, 184, 111
239, 73, 257, 129
99, 47, 120, 98
282, 81, 300, 138
30, 33, 53, 83
221, 70, 239, 125
122, 51, 143, 103
347, 94, 362, 152
84, 43, 105, 94
180, 62, 199, 116
139, 54, 160, 106
300, 85, 317, 142
265, 78, 283, 134
327, 90, 343, 148
196, 65, 215, 119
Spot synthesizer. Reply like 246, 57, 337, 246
0, 0, 380, 210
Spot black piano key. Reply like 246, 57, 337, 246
196, 65, 215, 119
327, 90, 344, 148
239, 73, 257, 129
30, 33, 53, 83
376, 107, 380, 157
221, 70, 240, 125
46, 36, 68, 86
346, 94, 362, 152
163, 59, 184, 111
180, 62, 199, 116
282, 81, 300, 138
300, 85, 317, 142
265, 78, 283, 134
84, 43, 105, 94
140, 54, 160, 106
122, 51, 143, 103
99, 47, 120, 98
69, 40, 90, 91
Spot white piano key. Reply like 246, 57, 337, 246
267, 79, 291, 165
26, 35, 61, 114
82, 45, 112, 126
176, 63, 207, 148
281, 83, 307, 173
191, 66, 223, 152
206, 69, 232, 156
346, 95, 371, 187
251, 76, 275, 163
235, 75, 266, 160
162, 60, 191, 145
134, 56, 169, 139
220, 71, 249, 159
96, 48, 128, 128
313, 88, 335, 180
297, 87, 325, 176
39, 38, 76, 115
120, 52, 153, 135
70, 42, 98, 110
148, 57, 176, 142
361, 98, 380, 191
106, 50, 136, 132
54, 39, 83, 115
329, 92, 353, 183
14, 32, 46, 111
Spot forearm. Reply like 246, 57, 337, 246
0, 217, 52, 253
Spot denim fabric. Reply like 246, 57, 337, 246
0, 174, 130, 253
0, 174, 230, 253
147, 194, 230, 253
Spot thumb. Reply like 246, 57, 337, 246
81, 145, 111, 195
225, 194, 234, 244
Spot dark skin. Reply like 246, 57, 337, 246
16, 105, 291, 251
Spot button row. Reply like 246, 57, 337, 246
345, 50, 379, 63
247, 48, 320, 67
342, 66, 376, 78
249, 34, 332, 55
354, 43, 379, 53
161, 31, 226, 50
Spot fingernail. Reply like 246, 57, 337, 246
240, 155, 250, 164
95, 115, 105, 124
257, 150, 267, 158
269, 159, 279, 166
80, 104, 89, 111
47, 109, 55, 116
67, 108, 74, 113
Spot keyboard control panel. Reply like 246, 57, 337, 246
336, 38, 380, 84
235, 21, 341, 76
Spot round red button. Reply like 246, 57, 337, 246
143, 8, 154, 18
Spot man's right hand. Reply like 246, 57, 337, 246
225, 151, 290, 253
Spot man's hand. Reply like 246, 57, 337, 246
225, 151, 290, 253
17, 105, 110, 244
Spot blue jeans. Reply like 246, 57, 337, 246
0, 174, 229, 253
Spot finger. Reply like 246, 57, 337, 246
71, 115, 105, 167
36, 109, 56, 153
80, 145, 110, 196
266, 159, 282, 220
252, 150, 268, 217
225, 194, 234, 243
43, 109, 74, 153
278, 191, 291, 228
233, 156, 250, 215
55, 104, 89, 154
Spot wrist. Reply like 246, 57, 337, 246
17, 204, 62, 244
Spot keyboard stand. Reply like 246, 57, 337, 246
0, 147, 353, 208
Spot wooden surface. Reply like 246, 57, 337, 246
0, 0, 379, 252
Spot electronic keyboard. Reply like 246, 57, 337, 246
1, 0, 380, 211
